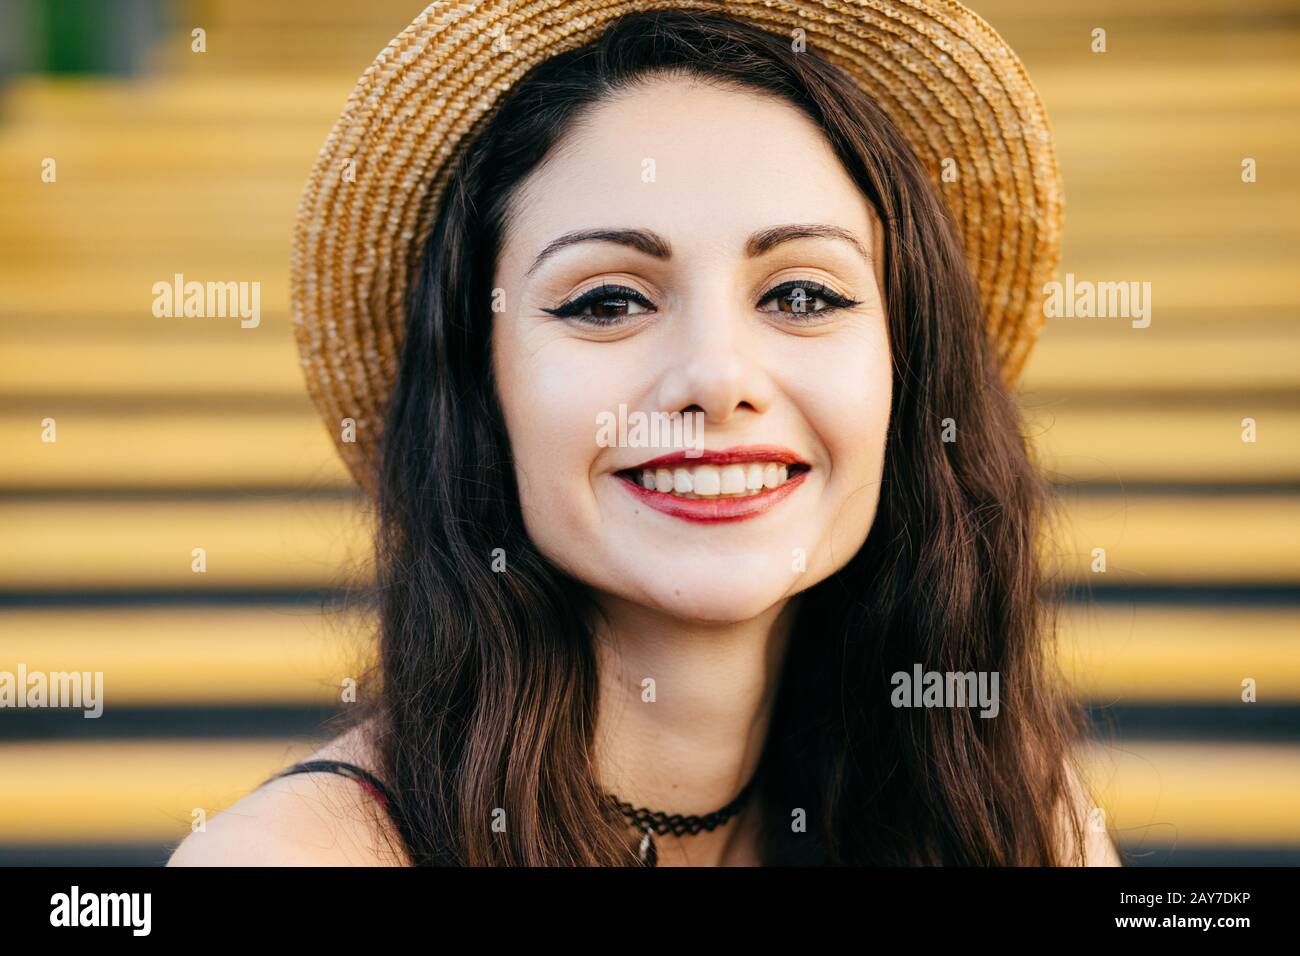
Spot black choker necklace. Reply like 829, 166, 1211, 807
606, 775, 759, 866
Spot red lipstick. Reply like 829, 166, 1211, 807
616, 446, 810, 524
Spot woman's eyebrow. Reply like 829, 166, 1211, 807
745, 223, 872, 264
524, 222, 871, 277
525, 228, 671, 277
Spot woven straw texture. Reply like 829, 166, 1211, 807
290, 0, 1062, 496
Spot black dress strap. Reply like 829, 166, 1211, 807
271, 759, 395, 808
268, 759, 421, 862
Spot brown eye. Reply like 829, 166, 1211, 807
590, 297, 634, 319
778, 287, 817, 313
542, 284, 656, 326
759, 280, 859, 317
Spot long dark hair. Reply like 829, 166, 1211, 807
346, 8, 1089, 865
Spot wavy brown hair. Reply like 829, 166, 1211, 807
342, 8, 1090, 865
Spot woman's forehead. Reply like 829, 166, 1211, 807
500, 77, 875, 270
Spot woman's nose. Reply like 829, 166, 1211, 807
653, 304, 771, 425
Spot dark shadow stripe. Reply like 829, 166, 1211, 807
2, 703, 1297, 743
0, 844, 176, 867
0, 705, 347, 741
1, 842, 1296, 867
1056, 583, 1300, 604
1, 584, 1296, 608
1118, 845, 1300, 867
1085, 703, 1300, 742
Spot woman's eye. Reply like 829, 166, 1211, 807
542, 280, 858, 326
542, 284, 656, 325
758, 281, 859, 316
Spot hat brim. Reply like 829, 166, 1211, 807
291, 0, 1062, 495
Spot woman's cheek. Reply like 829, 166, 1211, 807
795, 336, 891, 547
503, 344, 615, 537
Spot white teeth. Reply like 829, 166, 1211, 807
720, 465, 746, 495
692, 465, 721, 496
635, 461, 800, 498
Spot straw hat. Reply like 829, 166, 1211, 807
291, 0, 1062, 495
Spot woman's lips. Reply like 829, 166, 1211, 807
615, 446, 810, 524
617, 469, 808, 523
632, 445, 807, 470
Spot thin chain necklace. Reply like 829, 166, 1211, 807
605, 775, 759, 866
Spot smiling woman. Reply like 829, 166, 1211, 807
492, 75, 892, 623
168, 1, 1119, 868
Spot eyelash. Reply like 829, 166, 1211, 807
541, 281, 861, 326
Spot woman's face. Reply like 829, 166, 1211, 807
491, 74, 891, 624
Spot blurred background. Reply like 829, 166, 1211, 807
0, 0, 1296, 865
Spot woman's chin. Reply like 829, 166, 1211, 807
630, 575, 806, 626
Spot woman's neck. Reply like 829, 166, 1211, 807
590, 593, 800, 866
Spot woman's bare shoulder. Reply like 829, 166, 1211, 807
167, 723, 408, 867
1055, 757, 1123, 867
